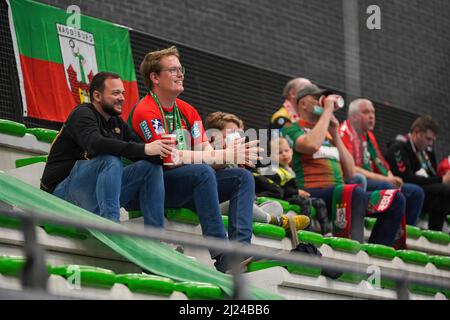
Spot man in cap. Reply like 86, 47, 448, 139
281, 84, 406, 247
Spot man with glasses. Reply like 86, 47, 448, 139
129, 46, 260, 273
385, 115, 450, 231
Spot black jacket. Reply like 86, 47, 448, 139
385, 136, 442, 186
41, 103, 160, 193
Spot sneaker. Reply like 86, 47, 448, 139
275, 214, 310, 231
259, 201, 283, 217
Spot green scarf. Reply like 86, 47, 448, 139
150, 91, 187, 150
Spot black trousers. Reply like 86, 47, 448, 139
422, 183, 450, 231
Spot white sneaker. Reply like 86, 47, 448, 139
258, 201, 283, 217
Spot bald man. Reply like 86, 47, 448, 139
271, 77, 312, 129
339, 98, 424, 226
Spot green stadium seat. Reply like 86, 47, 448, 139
364, 217, 376, 230
429, 256, 450, 271
297, 230, 324, 247
174, 281, 224, 300
408, 283, 450, 298
395, 250, 429, 265
247, 260, 322, 278
25, 128, 58, 144
165, 208, 199, 225
337, 272, 366, 284
128, 208, 200, 225
0, 256, 26, 276
360, 243, 396, 260
420, 230, 450, 245
0, 119, 26, 137
42, 224, 89, 240
0, 255, 52, 276
115, 273, 175, 296
0, 215, 22, 229
49, 265, 116, 289
222, 215, 228, 228
15, 155, 48, 168
252, 222, 285, 240
405, 225, 422, 239
323, 237, 361, 254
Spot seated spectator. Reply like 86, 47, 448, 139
271, 77, 312, 130
385, 115, 450, 231
129, 46, 260, 272
282, 84, 406, 247
40, 72, 168, 227
340, 98, 424, 226
263, 136, 333, 235
204, 111, 310, 232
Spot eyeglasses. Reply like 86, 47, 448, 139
160, 66, 185, 76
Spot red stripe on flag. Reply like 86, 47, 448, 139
20, 55, 76, 122
20, 55, 139, 123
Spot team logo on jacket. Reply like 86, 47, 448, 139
139, 120, 153, 141
151, 119, 165, 135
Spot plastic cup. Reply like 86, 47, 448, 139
161, 134, 177, 166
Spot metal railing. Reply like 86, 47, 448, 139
0, 207, 449, 300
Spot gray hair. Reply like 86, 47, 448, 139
348, 98, 372, 117
282, 77, 311, 98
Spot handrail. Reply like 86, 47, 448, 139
0, 207, 449, 300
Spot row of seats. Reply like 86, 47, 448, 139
2, 204, 448, 275
1, 118, 449, 299
0, 119, 58, 143
0, 255, 223, 299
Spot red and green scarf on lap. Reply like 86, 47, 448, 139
332, 186, 407, 249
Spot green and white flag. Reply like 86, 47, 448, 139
8, 0, 139, 122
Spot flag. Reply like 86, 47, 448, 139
8, 0, 139, 122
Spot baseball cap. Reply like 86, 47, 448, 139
296, 84, 331, 102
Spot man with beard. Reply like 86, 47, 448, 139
40, 72, 171, 227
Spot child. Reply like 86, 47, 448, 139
205, 111, 310, 232
257, 136, 333, 236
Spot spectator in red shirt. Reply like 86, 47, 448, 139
129, 46, 260, 273
339, 98, 424, 226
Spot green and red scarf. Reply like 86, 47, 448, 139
332, 185, 407, 249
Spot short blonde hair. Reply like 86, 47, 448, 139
270, 136, 290, 154
205, 112, 244, 130
140, 46, 180, 90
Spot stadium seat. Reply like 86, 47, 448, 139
174, 281, 224, 300
323, 237, 361, 254
360, 243, 396, 260
115, 273, 175, 296
15, 155, 48, 168
395, 250, 430, 265
49, 264, 116, 289
25, 128, 58, 144
0, 119, 26, 137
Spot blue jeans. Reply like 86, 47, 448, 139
366, 179, 424, 226
305, 185, 405, 246
53, 155, 165, 227
163, 164, 254, 258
